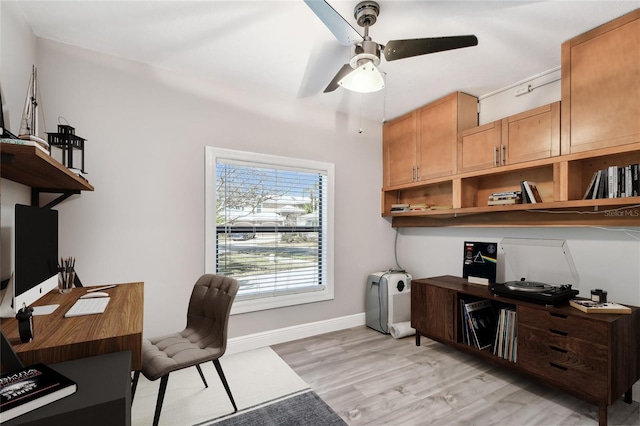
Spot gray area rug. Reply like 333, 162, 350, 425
198, 389, 346, 426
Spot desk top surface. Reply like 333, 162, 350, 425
1, 282, 143, 367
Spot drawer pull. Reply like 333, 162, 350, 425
550, 312, 568, 319
550, 346, 568, 354
549, 362, 568, 371
549, 329, 568, 336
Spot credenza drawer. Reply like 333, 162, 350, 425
518, 324, 608, 399
518, 305, 608, 345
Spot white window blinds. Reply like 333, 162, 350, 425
207, 149, 333, 307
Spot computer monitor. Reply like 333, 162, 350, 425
0, 204, 59, 318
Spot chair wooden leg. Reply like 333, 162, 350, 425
131, 371, 140, 403
196, 364, 208, 388
213, 359, 237, 412
153, 374, 169, 426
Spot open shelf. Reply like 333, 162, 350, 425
382, 143, 640, 227
1, 143, 93, 191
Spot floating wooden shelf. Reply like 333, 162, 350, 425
1, 143, 94, 207
1, 143, 94, 191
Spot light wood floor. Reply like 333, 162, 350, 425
272, 326, 639, 426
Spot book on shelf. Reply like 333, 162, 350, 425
489, 191, 522, 198
409, 203, 430, 211
0, 363, 77, 422
1, 137, 49, 155
390, 204, 410, 212
488, 190, 522, 205
463, 299, 495, 350
488, 198, 522, 206
587, 163, 639, 199
520, 182, 532, 203
521, 181, 543, 203
569, 299, 631, 314
390, 203, 453, 213
462, 241, 497, 285
583, 171, 599, 199
608, 166, 618, 199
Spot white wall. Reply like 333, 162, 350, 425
1, 1, 397, 339
1, 2, 38, 284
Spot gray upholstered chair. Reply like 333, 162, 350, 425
132, 274, 239, 426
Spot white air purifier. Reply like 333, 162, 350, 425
365, 271, 412, 335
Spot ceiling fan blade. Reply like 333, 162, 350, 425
324, 64, 354, 93
384, 35, 478, 62
304, 0, 363, 46
297, 42, 349, 98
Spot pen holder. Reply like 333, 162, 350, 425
58, 270, 75, 294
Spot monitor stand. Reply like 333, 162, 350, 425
0, 275, 60, 318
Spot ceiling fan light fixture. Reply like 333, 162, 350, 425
338, 60, 385, 93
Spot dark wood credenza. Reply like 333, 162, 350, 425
411, 276, 640, 426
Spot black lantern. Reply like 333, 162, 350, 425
47, 124, 87, 173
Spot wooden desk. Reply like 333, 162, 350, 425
0, 282, 143, 371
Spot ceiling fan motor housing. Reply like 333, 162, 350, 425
350, 39, 382, 68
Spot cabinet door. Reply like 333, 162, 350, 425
411, 283, 455, 342
416, 93, 477, 180
561, 10, 640, 154
503, 102, 560, 164
383, 111, 416, 187
457, 120, 502, 173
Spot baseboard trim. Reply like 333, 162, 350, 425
227, 313, 366, 354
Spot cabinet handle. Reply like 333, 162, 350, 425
550, 312, 568, 319
415, 166, 419, 181
500, 144, 506, 166
493, 146, 498, 167
411, 167, 415, 181
549, 345, 568, 354
549, 328, 568, 336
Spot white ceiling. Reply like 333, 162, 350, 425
16, 1, 640, 122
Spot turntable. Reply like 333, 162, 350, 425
491, 279, 578, 305
490, 238, 580, 306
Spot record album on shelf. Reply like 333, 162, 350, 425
490, 238, 579, 305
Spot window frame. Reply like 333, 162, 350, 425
205, 146, 335, 314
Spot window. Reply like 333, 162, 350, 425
205, 147, 334, 314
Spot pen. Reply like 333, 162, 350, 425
86, 285, 117, 293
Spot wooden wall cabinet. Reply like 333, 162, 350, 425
417, 92, 478, 181
457, 120, 502, 173
458, 102, 560, 173
561, 9, 640, 154
383, 92, 477, 187
383, 110, 417, 186
412, 276, 640, 426
381, 11, 639, 227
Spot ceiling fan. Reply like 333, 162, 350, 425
304, 0, 478, 93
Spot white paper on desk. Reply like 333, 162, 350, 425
32, 304, 59, 315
